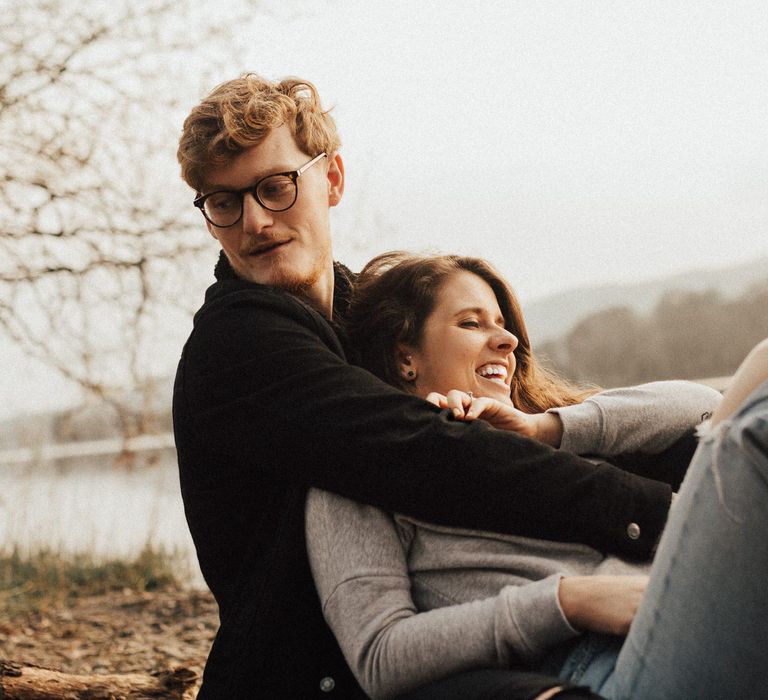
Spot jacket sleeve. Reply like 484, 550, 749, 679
179, 287, 671, 558
548, 381, 722, 456
306, 488, 580, 699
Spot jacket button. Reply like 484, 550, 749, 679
627, 522, 641, 540
320, 676, 335, 692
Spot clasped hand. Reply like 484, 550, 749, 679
425, 389, 563, 447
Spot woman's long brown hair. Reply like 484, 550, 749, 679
345, 252, 596, 413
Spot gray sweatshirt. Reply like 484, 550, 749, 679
305, 381, 721, 699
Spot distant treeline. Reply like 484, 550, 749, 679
538, 282, 768, 388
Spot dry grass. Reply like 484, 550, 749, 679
0, 544, 185, 617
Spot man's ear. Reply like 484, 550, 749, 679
327, 152, 345, 207
396, 344, 417, 382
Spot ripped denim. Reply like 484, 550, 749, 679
557, 379, 768, 699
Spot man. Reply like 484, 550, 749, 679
173, 74, 676, 698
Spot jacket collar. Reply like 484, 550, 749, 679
212, 250, 356, 322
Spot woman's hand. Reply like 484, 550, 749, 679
425, 390, 563, 447
558, 575, 648, 636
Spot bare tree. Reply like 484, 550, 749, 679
0, 0, 266, 438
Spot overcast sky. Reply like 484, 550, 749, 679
234, 0, 768, 302
3, 0, 768, 421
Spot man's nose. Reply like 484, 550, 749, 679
242, 192, 274, 233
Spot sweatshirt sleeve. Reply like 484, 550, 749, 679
306, 488, 579, 699
548, 381, 722, 456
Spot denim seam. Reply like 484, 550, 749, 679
567, 635, 600, 684
623, 469, 700, 700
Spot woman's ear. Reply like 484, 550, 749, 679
396, 344, 417, 382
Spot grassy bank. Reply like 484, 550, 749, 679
0, 545, 186, 617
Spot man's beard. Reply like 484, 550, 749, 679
262, 248, 331, 312
271, 266, 318, 294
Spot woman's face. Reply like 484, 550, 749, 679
405, 271, 519, 405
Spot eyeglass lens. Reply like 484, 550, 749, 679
203, 174, 297, 226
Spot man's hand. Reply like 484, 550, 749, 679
558, 575, 648, 636
425, 390, 564, 447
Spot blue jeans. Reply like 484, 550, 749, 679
552, 379, 768, 699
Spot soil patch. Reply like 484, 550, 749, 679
0, 588, 217, 696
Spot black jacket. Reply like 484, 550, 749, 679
173, 256, 673, 698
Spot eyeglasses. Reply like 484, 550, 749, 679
193, 152, 327, 228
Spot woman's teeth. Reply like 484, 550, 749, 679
476, 364, 507, 383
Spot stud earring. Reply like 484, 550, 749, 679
407, 370, 415, 378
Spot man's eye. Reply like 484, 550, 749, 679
207, 193, 239, 211
259, 177, 294, 201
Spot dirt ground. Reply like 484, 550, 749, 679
0, 588, 218, 696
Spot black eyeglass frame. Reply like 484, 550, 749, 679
193, 152, 327, 228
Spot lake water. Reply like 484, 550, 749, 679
0, 449, 205, 587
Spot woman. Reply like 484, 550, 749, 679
306, 252, 768, 699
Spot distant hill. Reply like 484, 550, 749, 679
524, 256, 768, 344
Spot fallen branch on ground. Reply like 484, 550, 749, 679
0, 659, 197, 699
